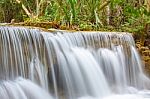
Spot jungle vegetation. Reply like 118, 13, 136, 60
0, 0, 150, 33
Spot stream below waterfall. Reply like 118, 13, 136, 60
0, 26, 150, 99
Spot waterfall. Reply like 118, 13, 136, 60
0, 78, 53, 99
0, 26, 150, 99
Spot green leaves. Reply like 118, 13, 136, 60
68, 0, 77, 23
67, 0, 77, 3
110, 0, 125, 8
0, 0, 150, 35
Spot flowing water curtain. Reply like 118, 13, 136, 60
0, 78, 53, 99
0, 27, 150, 99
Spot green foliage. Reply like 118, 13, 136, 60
110, 0, 125, 8
67, 0, 77, 22
0, 0, 150, 35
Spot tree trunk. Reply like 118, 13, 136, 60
15, 0, 34, 18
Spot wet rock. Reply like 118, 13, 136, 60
136, 41, 150, 75
145, 60, 150, 76
142, 50, 150, 56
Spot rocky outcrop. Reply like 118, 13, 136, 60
136, 41, 150, 76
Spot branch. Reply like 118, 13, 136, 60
99, 0, 111, 11
15, 0, 33, 18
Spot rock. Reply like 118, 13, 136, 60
136, 44, 141, 48
140, 47, 148, 51
142, 50, 150, 56
145, 60, 150, 75
135, 39, 150, 75
143, 56, 150, 62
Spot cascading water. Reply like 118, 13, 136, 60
0, 78, 53, 99
0, 26, 150, 99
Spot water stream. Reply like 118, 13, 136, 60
0, 26, 150, 99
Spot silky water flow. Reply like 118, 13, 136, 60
0, 26, 150, 99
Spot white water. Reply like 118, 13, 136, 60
0, 26, 150, 99
0, 78, 53, 99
